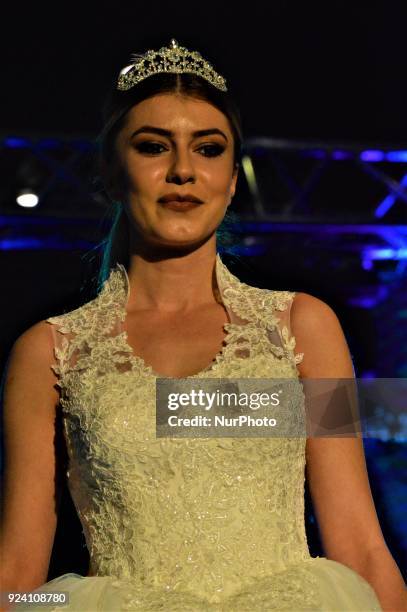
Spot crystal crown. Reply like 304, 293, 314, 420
117, 39, 227, 92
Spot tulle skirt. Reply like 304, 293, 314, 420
11, 557, 382, 611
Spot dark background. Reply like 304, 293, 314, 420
2, 0, 407, 143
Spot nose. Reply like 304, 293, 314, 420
166, 147, 196, 184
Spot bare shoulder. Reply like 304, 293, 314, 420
10, 319, 55, 357
290, 291, 338, 324
5, 319, 59, 410
289, 292, 355, 378
289, 291, 344, 347
1, 320, 62, 588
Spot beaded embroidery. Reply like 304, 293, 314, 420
45, 254, 325, 609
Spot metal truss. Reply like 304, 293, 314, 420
2, 134, 406, 218
0, 134, 406, 379
1, 134, 406, 292
241, 137, 407, 220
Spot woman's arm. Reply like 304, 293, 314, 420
290, 292, 406, 612
0, 322, 62, 611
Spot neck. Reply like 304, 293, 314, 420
124, 239, 220, 314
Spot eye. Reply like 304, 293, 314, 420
134, 142, 167, 155
133, 141, 225, 157
198, 144, 225, 157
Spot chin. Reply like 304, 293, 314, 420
153, 223, 214, 243
148, 230, 214, 252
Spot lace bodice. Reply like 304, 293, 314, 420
45, 254, 324, 610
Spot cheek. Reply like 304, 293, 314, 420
205, 167, 234, 195
125, 163, 163, 196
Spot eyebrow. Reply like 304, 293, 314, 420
130, 125, 228, 142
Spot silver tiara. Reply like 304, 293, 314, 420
116, 39, 227, 92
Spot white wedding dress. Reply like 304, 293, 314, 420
14, 254, 382, 611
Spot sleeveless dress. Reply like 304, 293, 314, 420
15, 254, 382, 611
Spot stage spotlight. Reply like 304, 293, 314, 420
16, 189, 39, 208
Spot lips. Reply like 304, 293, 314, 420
158, 193, 203, 204
160, 200, 202, 211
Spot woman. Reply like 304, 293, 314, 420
1, 39, 405, 611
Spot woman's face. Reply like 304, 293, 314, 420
113, 93, 238, 251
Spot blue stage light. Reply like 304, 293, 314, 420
3, 137, 30, 148
386, 151, 407, 163
363, 247, 407, 261
360, 150, 385, 162
375, 173, 407, 218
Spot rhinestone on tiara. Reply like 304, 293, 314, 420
116, 38, 227, 92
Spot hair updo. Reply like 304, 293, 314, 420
93, 70, 243, 288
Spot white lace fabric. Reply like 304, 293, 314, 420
35, 254, 382, 611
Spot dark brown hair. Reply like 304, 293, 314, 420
94, 71, 243, 288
